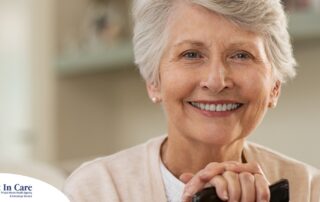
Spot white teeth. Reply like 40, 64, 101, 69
190, 102, 241, 112
227, 104, 232, 110
210, 104, 215, 111
205, 104, 210, 111
216, 104, 222, 111
222, 104, 227, 111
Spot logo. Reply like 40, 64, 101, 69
0, 183, 33, 198
0, 173, 69, 202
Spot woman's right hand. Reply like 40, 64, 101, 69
180, 162, 270, 202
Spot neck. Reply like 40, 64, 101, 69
161, 135, 245, 178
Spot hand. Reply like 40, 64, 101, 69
180, 162, 270, 202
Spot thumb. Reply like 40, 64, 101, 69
179, 173, 194, 184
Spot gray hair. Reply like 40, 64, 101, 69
132, 0, 296, 85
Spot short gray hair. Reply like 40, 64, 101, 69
132, 0, 296, 85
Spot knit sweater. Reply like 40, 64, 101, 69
64, 136, 320, 202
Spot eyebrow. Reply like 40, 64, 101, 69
228, 41, 259, 49
173, 40, 210, 48
173, 39, 260, 50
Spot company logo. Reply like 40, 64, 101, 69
0, 173, 69, 202
0, 183, 33, 198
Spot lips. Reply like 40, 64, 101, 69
189, 101, 243, 112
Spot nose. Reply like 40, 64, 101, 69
199, 62, 234, 93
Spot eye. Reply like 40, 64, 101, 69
181, 50, 203, 60
230, 51, 253, 61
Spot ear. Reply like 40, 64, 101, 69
146, 82, 162, 103
268, 80, 281, 108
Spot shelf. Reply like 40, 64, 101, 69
56, 12, 320, 75
56, 41, 134, 75
288, 12, 320, 40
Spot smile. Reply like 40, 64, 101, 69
189, 102, 243, 112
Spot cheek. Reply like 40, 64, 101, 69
240, 69, 272, 99
160, 68, 197, 99
242, 77, 273, 121
239, 77, 272, 135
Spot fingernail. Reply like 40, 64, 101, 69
222, 190, 229, 200
181, 192, 191, 202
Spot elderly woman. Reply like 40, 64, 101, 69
63, 0, 320, 201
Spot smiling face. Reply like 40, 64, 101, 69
147, 2, 281, 147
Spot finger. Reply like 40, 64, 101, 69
239, 172, 255, 202
254, 174, 270, 202
226, 162, 263, 175
209, 175, 229, 201
179, 173, 194, 184
182, 166, 225, 202
199, 162, 238, 181
181, 170, 207, 202
223, 171, 241, 201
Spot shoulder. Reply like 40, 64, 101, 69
63, 135, 166, 201
245, 142, 319, 172
245, 141, 320, 175
65, 135, 165, 182
245, 141, 320, 200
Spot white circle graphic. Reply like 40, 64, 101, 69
0, 173, 69, 202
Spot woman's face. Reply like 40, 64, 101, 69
147, 3, 281, 146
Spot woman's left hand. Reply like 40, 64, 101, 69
180, 162, 270, 202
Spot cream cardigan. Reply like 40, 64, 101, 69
63, 136, 320, 202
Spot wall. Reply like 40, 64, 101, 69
250, 39, 320, 167
0, 1, 33, 160
0, 0, 56, 162
56, 39, 320, 172
56, 69, 166, 170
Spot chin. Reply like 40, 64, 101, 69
193, 130, 237, 147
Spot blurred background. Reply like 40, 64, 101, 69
0, 0, 319, 190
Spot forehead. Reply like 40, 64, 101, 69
166, 2, 264, 49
